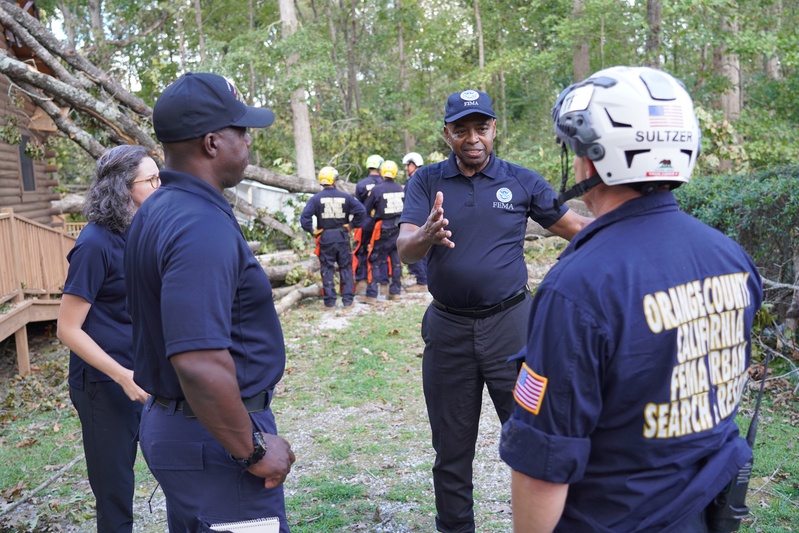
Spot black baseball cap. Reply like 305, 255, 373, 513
444, 89, 496, 123
153, 72, 275, 143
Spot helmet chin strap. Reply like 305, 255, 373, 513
558, 172, 602, 205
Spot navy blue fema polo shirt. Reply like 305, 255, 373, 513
64, 222, 133, 388
124, 170, 285, 399
400, 151, 566, 308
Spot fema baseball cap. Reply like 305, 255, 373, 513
444, 89, 496, 123
153, 72, 275, 143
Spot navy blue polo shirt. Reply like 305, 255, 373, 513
63, 222, 132, 388
365, 179, 404, 229
400, 152, 566, 308
499, 192, 763, 531
299, 187, 365, 243
124, 170, 285, 399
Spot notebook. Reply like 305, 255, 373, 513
208, 517, 280, 533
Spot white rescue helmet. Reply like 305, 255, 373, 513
402, 152, 424, 166
552, 66, 700, 188
365, 154, 384, 170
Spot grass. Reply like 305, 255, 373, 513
0, 242, 798, 531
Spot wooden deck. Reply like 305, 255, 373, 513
0, 208, 75, 375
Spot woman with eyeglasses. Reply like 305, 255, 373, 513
57, 144, 159, 533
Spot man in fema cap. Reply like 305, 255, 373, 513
397, 89, 591, 532
125, 72, 295, 532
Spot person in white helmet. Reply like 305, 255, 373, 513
402, 152, 428, 293
353, 154, 385, 295
499, 66, 763, 532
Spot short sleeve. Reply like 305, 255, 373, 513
64, 230, 109, 304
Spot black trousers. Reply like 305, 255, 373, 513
421, 296, 532, 533
70, 378, 142, 533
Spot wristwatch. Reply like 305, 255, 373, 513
232, 431, 268, 468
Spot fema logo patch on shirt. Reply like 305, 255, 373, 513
493, 187, 514, 210
496, 187, 512, 203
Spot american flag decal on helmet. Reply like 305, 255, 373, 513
514, 362, 548, 415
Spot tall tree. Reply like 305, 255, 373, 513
279, 0, 315, 179
646, 0, 662, 68
573, 0, 589, 81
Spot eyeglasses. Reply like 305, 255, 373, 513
131, 174, 160, 189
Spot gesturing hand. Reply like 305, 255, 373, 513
424, 191, 454, 249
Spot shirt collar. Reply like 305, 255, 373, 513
159, 170, 234, 217
561, 191, 680, 259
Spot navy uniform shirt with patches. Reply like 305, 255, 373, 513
299, 187, 365, 243
63, 222, 132, 389
499, 192, 763, 532
365, 179, 404, 229
124, 171, 285, 399
355, 173, 382, 231
400, 152, 566, 308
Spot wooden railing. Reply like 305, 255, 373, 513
64, 221, 87, 237
0, 208, 76, 375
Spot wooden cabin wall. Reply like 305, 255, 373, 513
0, 69, 60, 227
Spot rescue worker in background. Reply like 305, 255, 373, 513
364, 160, 405, 303
499, 66, 763, 532
300, 166, 366, 309
397, 89, 591, 533
402, 152, 428, 293
352, 154, 384, 295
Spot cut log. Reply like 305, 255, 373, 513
260, 257, 318, 285
274, 284, 322, 315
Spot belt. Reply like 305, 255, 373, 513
432, 289, 528, 319
153, 388, 272, 419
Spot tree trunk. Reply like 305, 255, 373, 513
347, 0, 361, 112
573, 0, 590, 81
193, 0, 206, 63
397, 0, 414, 153
473, 0, 485, 91
279, 0, 316, 180
646, 0, 662, 68
714, 12, 741, 171
274, 284, 322, 315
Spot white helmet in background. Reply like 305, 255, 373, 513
365, 154, 384, 170
552, 66, 700, 190
402, 152, 424, 166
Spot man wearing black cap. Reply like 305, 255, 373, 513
125, 72, 295, 532
397, 89, 591, 532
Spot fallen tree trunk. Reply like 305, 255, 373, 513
274, 284, 322, 315
259, 257, 318, 286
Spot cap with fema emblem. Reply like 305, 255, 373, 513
153, 72, 275, 143
444, 89, 496, 123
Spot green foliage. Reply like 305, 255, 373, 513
675, 165, 799, 312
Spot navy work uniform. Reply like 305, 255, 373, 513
125, 171, 288, 532
500, 192, 763, 531
400, 151, 568, 532
64, 222, 142, 533
364, 176, 405, 298
300, 186, 365, 307
353, 172, 382, 283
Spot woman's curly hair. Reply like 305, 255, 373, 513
83, 145, 149, 234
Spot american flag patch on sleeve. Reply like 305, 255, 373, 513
514, 362, 548, 415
